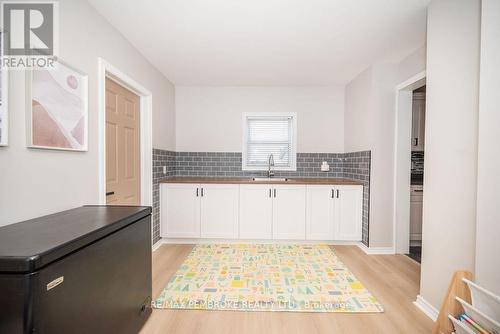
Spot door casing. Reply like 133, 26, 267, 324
97, 58, 152, 208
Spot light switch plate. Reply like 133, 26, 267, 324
162, 166, 167, 174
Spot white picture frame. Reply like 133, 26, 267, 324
26, 58, 88, 151
0, 65, 8, 146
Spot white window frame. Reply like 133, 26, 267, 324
242, 112, 297, 171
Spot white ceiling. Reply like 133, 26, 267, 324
88, 0, 429, 85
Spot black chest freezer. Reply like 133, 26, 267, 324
0, 206, 152, 334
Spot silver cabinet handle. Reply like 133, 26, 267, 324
331, 189, 334, 198
196, 188, 199, 197
269, 189, 272, 198
201, 188, 204, 197
273, 189, 276, 198
336, 189, 340, 198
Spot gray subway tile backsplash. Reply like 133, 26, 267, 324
152, 150, 371, 246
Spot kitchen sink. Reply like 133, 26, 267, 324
251, 177, 290, 182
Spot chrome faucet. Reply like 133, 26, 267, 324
268, 154, 275, 178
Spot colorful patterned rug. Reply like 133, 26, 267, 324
153, 244, 383, 313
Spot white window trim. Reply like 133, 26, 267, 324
242, 112, 298, 171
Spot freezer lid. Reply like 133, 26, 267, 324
0, 206, 151, 273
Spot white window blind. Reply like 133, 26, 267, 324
243, 114, 297, 170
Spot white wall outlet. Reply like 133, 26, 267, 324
162, 166, 167, 175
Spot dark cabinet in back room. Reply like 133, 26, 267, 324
0, 206, 152, 334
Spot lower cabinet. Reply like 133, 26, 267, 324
410, 187, 423, 242
272, 185, 306, 240
239, 185, 273, 239
161, 184, 200, 238
161, 182, 362, 242
334, 185, 363, 241
306, 186, 335, 240
239, 185, 306, 240
306, 185, 363, 241
200, 184, 239, 238
160, 183, 239, 239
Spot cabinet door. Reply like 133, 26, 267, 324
412, 93, 426, 151
272, 185, 306, 240
239, 185, 273, 239
410, 194, 423, 241
306, 186, 335, 240
161, 184, 200, 238
417, 98, 426, 150
200, 184, 239, 238
334, 185, 363, 241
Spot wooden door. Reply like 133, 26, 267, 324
239, 185, 273, 239
306, 185, 335, 240
200, 184, 239, 238
334, 185, 363, 241
272, 185, 306, 240
161, 184, 201, 238
106, 78, 141, 205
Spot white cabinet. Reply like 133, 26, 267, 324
411, 92, 426, 151
272, 185, 306, 240
200, 184, 239, 238
306, 185, 363, 241
334, 185, 363, 241
306, 186, 335, 240
161, 184, 200, 238
239, 185, 273, 239
161, 182, 362, 242
410, 186, 423, 242
239, 184, 306, 240
161, 183, 239, 239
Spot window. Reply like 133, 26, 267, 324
242, 113, 297, 171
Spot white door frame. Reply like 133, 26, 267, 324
97, 58, 153, 207
392, 71, 426, 254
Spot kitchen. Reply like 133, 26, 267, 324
0, 1, 499, 333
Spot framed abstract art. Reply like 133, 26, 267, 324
26, 59, 88, 151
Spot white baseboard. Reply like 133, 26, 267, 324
154, 238, 398, 256
156, 238, 361, 245
153, 238, 396, 255
357, 242, 395, 255
152, 239, 164, 251
414, 295, 438, 322
152, 238, 368, 251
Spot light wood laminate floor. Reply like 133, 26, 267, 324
140, 245, 433, 334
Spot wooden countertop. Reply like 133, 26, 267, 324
159, 177, 363, 186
